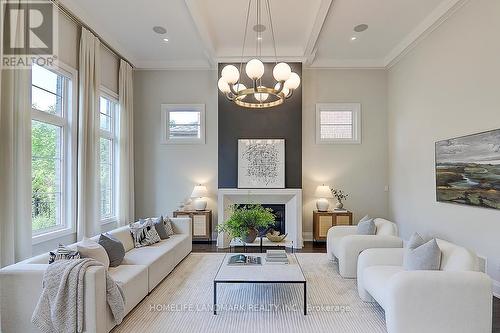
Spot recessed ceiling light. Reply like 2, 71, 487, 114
354, 24, 368, 32
253, 24, 266, 32
257, 36, 263, 41
153, 26, 167, 35
163, 38, 169, 42
351, 36, 357, 41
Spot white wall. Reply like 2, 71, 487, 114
133, 70, 219, 232
388, 0, 500, 289
302, 69, 389, 238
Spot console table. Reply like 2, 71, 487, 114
173, 210, 212, 241
313, 210, 353, 242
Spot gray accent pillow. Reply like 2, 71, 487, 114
99, 233, 125, 267
357, 219, 376, 235
153, 216, 169, 240
359, 215, 372, 223
403, 233, 442, 270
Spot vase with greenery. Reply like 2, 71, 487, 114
216, 204, 275, 243
330, 188, 349, 209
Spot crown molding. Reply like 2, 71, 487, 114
384, 0, 469, 68
58, 0, 139, 66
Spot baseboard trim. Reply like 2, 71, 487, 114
493, 280, 500, 299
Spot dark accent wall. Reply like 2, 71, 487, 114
218, 62, 302, 188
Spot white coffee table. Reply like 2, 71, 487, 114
213, 253, 307, 315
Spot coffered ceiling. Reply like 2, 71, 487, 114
60, 0, 467, 69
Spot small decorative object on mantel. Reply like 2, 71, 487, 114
435, 128, 500, 210
238, 139, 285, 188
314, 185, 334, 212
191, 184, 208, 211
265, 228, 287, 242
216, 204, 275, 243
330, 188, 349, 210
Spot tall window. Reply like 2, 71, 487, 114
31, 64, 76, 239
99, 94, 119, 223
315, 103, 361, 144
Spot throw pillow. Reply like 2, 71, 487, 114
48, 244, 81, 264
77, 238, 110, 269
99, 233, 126, 267
403, 233, 442, 271
153, 216, 169, 240
359, 215, 372, 223
357, 219, 376, 235
129, 220, 161, 248
163, 217, 175, 236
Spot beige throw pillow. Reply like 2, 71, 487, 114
77, 238, 110, 269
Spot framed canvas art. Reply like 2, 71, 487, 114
435, 128, 500, 210
238, 139, 285, 188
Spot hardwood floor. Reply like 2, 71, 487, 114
193, 241, 500, 332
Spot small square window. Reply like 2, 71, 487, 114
316, 103, 361, 144
161, 104, 205, 144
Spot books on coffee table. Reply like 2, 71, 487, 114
227, 254, 262, 265
265, 250, 289, 264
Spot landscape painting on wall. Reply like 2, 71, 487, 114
435, 129, 500, 210
238, 139, 285, 189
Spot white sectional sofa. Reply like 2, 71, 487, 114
357, 239, 492, 333
0, 217, 192, 333
326, 218, 403, 278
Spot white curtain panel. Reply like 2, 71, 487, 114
118, 60, 135, 226
0, 1, 33, 267
77, 27, 101, 239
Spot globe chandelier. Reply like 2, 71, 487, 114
217, 0, 301, 109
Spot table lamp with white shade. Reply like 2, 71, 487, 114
191, 185, 208, 211
314, 185, 333, 212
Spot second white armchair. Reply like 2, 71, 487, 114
326, 218, 402, 278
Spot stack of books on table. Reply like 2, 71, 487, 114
265, 250, 289, 264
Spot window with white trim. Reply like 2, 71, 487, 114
31, 63, 76, 239
99, 93, 119, 224
315, 103, 361, 144
161, 104, 205, 144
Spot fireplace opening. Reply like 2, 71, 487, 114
237, 204, 286, 235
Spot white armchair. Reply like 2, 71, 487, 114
326, 218, 402, 278
357, 240, 492, 333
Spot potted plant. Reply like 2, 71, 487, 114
216, 204, 275, 243
330, 188, 349, 209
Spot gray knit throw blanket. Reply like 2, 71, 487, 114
31, 258, 125, 333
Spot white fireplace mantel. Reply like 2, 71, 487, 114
217, 188, 303, 249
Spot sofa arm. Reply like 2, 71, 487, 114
171, 217, 192, 237
0, 264, 108, 333
357, 248, 405, 301
385, 271, 492, 333
337, 235, 403, 278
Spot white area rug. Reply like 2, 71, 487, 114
112, 253, 386, 333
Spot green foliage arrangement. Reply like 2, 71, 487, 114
216, 204, 275, 239
331, 188, 349, 203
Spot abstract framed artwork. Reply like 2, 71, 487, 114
435, 128, 500, 210
238, 139, 285, 188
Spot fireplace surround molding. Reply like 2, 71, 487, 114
217, 188, 303, 249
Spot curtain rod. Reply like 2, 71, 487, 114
51, 0, 135, 68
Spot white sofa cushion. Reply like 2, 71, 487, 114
374, 218, 398, 236
122, 234, 190, 291
363, 265, 404, 308
108, 265, 148, 315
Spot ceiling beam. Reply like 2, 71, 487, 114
304, 0, 334, 66
184, 0, 217, 68
384, 0, 469, 68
